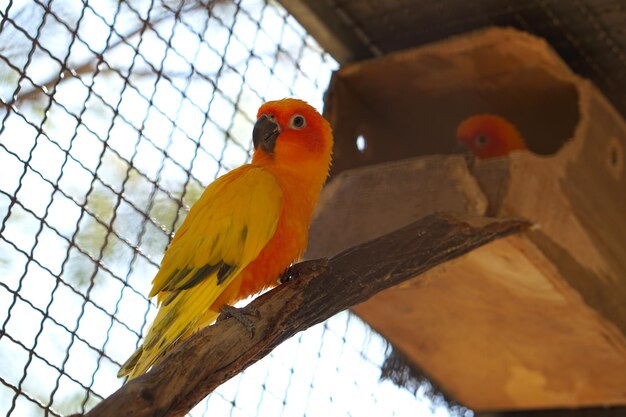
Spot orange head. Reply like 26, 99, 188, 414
252, 98, 333, 179
456, 114, 527, 159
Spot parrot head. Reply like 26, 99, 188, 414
456, 114, 527, 159
252, 98, 333, 173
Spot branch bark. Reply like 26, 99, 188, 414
81, 213, 530, 417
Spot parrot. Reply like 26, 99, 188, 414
117, 98, 333, 379
455, 114, 527, 159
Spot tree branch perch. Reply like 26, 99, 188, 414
80, 213, 530, 417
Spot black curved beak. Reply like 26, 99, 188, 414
253, 115, 281, 154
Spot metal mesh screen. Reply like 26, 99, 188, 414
0, 1, 462, 416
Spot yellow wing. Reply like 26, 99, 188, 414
119, 164, 282, 378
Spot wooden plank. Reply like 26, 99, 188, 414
307, 154, 487, 258
474, 147, 626, 335
307, 154, 626, 410
352, 234, 626, 410
279, 0, 376, 63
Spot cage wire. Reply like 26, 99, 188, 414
0, 1, 467, 416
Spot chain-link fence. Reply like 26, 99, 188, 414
0, 1, 463, 416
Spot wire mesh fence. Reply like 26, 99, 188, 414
0, 1, 465, 416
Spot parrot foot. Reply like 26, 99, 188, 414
217, 304, 260, 337
279, 258, 329, 284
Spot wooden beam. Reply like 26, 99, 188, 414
75, 214, 527, 417
478, 406, 626, 417
279, 0, 377, 63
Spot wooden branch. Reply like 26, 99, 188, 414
81, 213, 529, 417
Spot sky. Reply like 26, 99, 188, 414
0, 1, 466, 416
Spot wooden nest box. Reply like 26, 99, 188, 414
306, 28, 626, 412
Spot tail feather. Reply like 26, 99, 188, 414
117, 344, 167, 380
117, 346, 144, 378
117, 307, 222, 381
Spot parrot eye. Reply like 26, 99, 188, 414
289, 114, 306, 129
475, 134, 489, 147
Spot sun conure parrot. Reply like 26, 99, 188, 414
117, 98, 333, 379
456, 114, 527, 159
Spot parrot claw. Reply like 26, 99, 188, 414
217, 305, 260, 337
279, 258, 329, 284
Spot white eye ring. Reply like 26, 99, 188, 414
289, 114, 306, 129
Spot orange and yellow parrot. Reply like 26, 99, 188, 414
118, 98, 333, 379
456, 114, 527, 159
